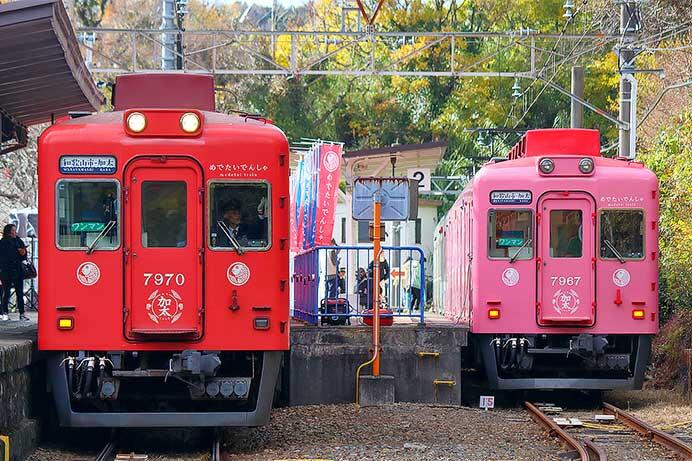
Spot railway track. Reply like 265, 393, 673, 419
526, 401, 692, 460
91, 430, 222, 461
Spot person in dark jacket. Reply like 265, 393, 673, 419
213, 201, 267, 248
366, 255, 390, 309
356, 267, 368, 309
0, 224, 28, 321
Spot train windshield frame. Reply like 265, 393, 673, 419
55, 179, 121, 251
487, 209, 534, 260
207, 180, 272, 251
599, 209, 645, 261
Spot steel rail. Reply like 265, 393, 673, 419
212, 432, 222, 461
583, 438, 607, 461
95, 440, 117, 461
525, 401, 590, 461
603, 402, 692, 460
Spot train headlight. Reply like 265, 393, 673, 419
538, 158, 555, 174
578, 157, 594, 174
180, 112, 201, 133
126, 112, 147, 133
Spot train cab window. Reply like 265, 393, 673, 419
550, 210, 582, 258
488, 209, 533, 260
56, 180, 119, 250
141, 182, 187, 248
209, 182, 270, 251
600, 210, 644, 260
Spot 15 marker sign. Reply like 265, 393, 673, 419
479, 395, 495, 410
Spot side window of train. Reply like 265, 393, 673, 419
487, 209, 533, 260
549, 210, 583, 258
56, 180, 120, 250
599, 209, 644, 260
208, 181, 271, 251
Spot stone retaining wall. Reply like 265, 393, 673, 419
0, 336, 44, 461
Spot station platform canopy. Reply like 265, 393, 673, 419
343, 140, 447, 179
0, 0, 103, 153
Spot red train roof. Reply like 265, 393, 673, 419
113, 74, 215, 112
508, 128, 600, 160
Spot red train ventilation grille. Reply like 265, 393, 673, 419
508, 129, 601, 160
114, 73, 215, 111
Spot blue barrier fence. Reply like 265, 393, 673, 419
292, 245, 426, 325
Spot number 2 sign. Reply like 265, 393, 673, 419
407, 168, 431, 192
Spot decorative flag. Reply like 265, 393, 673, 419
314, 143, 343, 246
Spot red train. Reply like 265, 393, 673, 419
434, 129, 659, 389
38, 74, 290, 426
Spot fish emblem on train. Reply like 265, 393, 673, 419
146, 289, 184, 324
551, 289, 580, 315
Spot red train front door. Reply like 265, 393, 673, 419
537, 193, 595, 326
124, 157, 204, 339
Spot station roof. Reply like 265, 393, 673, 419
0, 0, 103, 134
343, 140, 447, 179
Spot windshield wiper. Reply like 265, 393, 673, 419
509, 238, 533, 264
86, 220, 116, 255
604, 239, 625, 263
217, 220, 245, 255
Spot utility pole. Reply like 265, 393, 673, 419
617, 1, 641, 159
161, 0, 176, 70
175, 0, 188, 70
570, 66, 584, 128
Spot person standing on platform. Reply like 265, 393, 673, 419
404, 256, 422, 311
0, 224, 29, 321
325, 239, 341, 299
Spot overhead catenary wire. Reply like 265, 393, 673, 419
507, 7, 691, 131
503, 0, 591, 128
512, 6, 595, 128
638, 79, 692, 128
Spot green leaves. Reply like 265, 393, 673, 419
639, 112, 692, 317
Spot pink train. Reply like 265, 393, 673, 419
434, 128, 658, 389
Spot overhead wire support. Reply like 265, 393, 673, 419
76, 27, 616, 78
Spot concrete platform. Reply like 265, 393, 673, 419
287, 316, 468, 406
0, 312, 42, 461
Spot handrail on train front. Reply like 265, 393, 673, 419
292, 245, 426, 325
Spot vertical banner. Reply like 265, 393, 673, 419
290, 140, 343, 252
301, 147, 314, 249
290, 159, 304, 253
314, 143, 343, 246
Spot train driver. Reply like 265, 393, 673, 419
214, 200, 267, 248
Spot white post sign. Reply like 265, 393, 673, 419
407, 168, 431, 192
479, 395, 495, 410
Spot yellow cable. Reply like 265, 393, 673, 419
581, 422, 627, 431
1, 435, 9, 461
658, 420, 692, 430
355, 349, 379, 405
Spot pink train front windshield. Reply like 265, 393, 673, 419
442, 129, 659, 335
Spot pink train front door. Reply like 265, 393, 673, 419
124, 157, 204, 339
537, 193, 595, 326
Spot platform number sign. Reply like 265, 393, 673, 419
479, 395, 495, 410
407, 168, 431, 192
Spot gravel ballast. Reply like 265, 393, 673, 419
223, 403, 564, 461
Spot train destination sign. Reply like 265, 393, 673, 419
59, 155, 117, 174
490, 190, 532, 205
